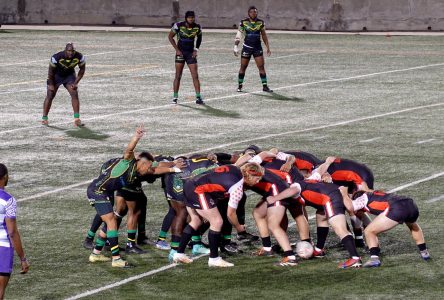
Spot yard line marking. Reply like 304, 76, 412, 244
64, 254, 208, 300
0, 41, 217, 68
1, 61, 443, 135
359, 137, 381, 143
66, 171, 444, 299
415, 138, 436, 144
18, 180, 92, 202
312, 135, 329, 140
387, 171, 444, 193
426, 194, 444, 203
0, 51, 321, 94
15, 104, 444, 202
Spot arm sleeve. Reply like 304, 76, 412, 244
276, 152, 290, 161
352, 194, 368, 211
5, 197, 17, 219
307, 171, 322, 182
49, 56, 57, 68
238, 21, 245, 33
79, 54, 86, 66
248, 155, 263, 164
228, 179, 244, 209
171, 23, 179, 34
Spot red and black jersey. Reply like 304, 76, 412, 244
363, 191, 409, 215
249, 168, 290, 198
327, 158, 374, 191
261, 157, 304, 184
191, 165, 243, 200
284, 150, 323, 172
297, 180, 345, 217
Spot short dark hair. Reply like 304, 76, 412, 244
243, 145, 261, 155
185, 11, 195, 19
248, 6, 257, 12
0, 163, 8, 179
138, 151, 154, 162
352, 190, 366, 200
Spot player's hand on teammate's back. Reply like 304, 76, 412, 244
174, 158, 187, 169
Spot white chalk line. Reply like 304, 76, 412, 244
1, 61, 443, 136
426, 194, 444, 203
66, 171, 444, 299
415, 139, 436, 144
0, 51, 322, 95
359, 137, 381, 143
16, 102, 444, 202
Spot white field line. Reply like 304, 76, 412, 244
426, 194, 444, 203
312, 135, 329, 140
0, 41, 217, 68
66, 171, 444, 299
64, 254, 208, 300
15, 103, 444, 202
17, 180, 92, 202
359, 137, 381, 143
387, 171, 444, 193
0, 51, 322, 94
1, 61, 443, 135
415, 139, 436, 144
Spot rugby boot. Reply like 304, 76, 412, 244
173, 253, 193, 264
89, 253, 111, 263
192, 244, 210, 255
112, 257, 131, 268
74, 118, 84, 127
338, 257, 362, 269
82, 237, 94, 250
195, 97, 205, 105
155, 240, 171, 250
312, 247, 326, 258
236, 231, 259, 243
125, 242, 147, 254
237, 84, 243, 92
363, 256, 381, 268
262, 85, 273, 92
252, 247, 274, 257
275, 256, 298, 267
420, 249, 431, 261
208, 257, 234, 267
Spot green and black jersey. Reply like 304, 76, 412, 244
171, 21, 202, 52
239, 18, 265, 49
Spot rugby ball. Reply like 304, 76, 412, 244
295, 241, 314, 259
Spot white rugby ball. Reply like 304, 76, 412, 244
296, 241, 314, 259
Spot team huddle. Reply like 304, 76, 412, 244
81, 124, 430, 269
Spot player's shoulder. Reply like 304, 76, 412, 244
74, 51, 84, 58
52, 51, 65, 60
0, 189, 14, 202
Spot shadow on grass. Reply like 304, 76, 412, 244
0, 30, 13, 34
47, 125, 110, 140
251, 91, 304, 102
178, 103, 241, 119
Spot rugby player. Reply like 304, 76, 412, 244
168, 11, 204, 104
87, 125, 155, 268
172, 162, 264, 267
42, 43, 86, 127
234, 6, 272, 93
0, 164, 30, 299
349, 190, 430, 267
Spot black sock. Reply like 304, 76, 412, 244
171, 235, 181, 250
260, 73, 267, 86
353, 227, 363, 239
261, 236, 272, 248
160, 207, 175, 233
316, 227, 329, 249
283, 250, 294, 257
369, 247, 381, 257
238, 73, 245, 85
208, 230, 221, 258
177, 225, 195, 253
138, 199, 147, 234
88, 214, 102, 239
302, 238, 312, 243
417, 243, 427, 251
341, 235, 359, 258
94, 236, 106, 251
107, 230, 119, 257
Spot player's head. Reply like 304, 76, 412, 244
352, 190, 366, 200
136, 151, 155, 175
248, 6, 258, 20
243, 144, 261, 156
241, 162, 264, 186
0, 163, 9, 186
185, 11, 195, 24
65, 43, 76, 58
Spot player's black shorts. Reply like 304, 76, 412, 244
301, 190, 345, 218
87, 187, 114, 216
241, 45, 263, 59
116, 187, 147, 203
175, 50, 197, 65
183, 180, 218, 210
164, 173, 186, 203
49, 73, 76, 88
386, 198, 419, 224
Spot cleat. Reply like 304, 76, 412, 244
275, 256, 298, 267
271, 244, 283, 254
137, 236, 155, 246
172, 98, 178, 104
82, 237, 94, 250
420, 249, 431, 261
252, 247, 274, 257
221, 242, 242, 255
195, 97, 205, 105
262, 85, 273, 93
236, 231, 259, 243
237, 84, 243, 92
173, 253, 193, 264
112, 257, 131, 268
89, 253, 111, 263
363, 257, 381, 268
338, 257, 362, 269
41, 119, 49, 126
156, 240, 171, 250
192, 244, 210, 256
313, 248, 326, 258
168, 249, 177, 263
125, 243, 147, 254
74, 118, 84, 127
208, 257, 234, 267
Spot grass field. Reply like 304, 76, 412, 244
0, 28, 443, 299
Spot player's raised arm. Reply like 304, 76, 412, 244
124, 124, 145, 160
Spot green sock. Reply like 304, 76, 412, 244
173, 92, 178, 98
158, 230, 168, 241
74, 113, 80, 118
196, 92, 201, 98
87, 230, 95, 239
42, 116, 48, 120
